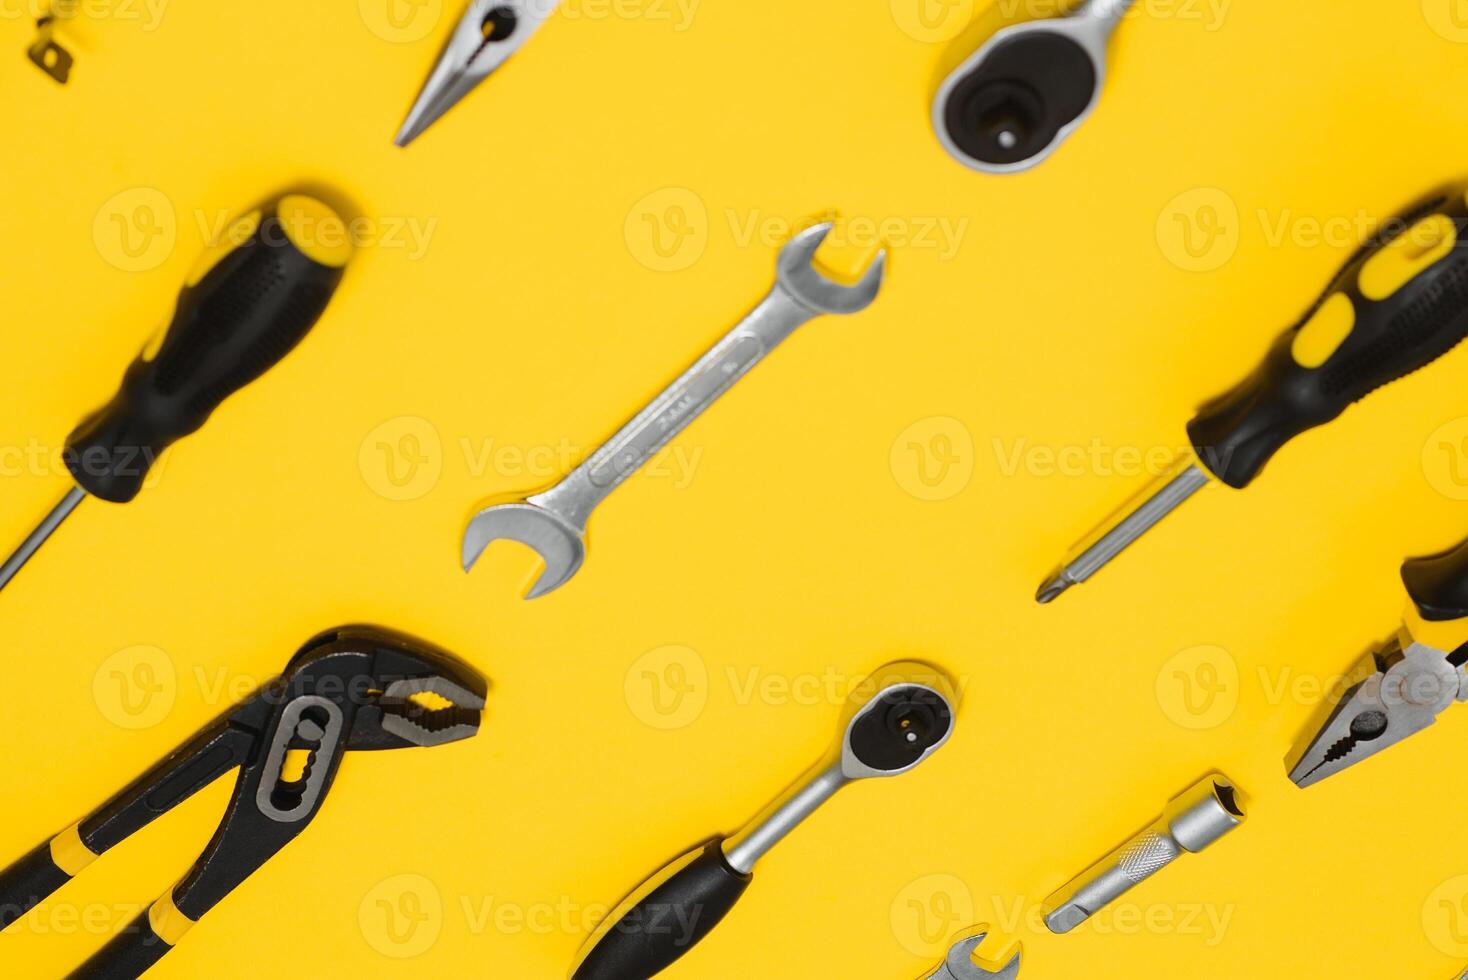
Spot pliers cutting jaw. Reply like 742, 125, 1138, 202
0, 626, 485, 978
1288, 631, 1468, 789
395, 0, 561, 147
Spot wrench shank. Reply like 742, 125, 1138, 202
532, 286, 816, 529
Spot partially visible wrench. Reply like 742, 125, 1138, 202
921, 929, 1021, 980
461, 221, 887, 598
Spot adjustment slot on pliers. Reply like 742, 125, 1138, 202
255, 696, 344, 824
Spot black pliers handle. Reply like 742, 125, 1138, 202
0, 626, 485, 978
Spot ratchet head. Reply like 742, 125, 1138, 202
1287, 632, 1465, 788
460, 494, 585, 599
836, 661, 958, 779
776, 223, 887, 316
928, 929, 1022, 980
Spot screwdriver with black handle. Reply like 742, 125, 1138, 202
1037, 183, 1468, 603
0, 193, 353, 593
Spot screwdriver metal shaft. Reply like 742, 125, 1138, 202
0, 487, 85, 593
1036, 185, 1468, 604
1036, 457, 1210, 603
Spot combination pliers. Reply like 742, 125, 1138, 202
1289, 537, 1468, 788
0, 625, 486, 978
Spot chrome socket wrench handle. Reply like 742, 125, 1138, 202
1043, 774, 1245, 934
722, 661, 959, 873
571, 663, 955, 980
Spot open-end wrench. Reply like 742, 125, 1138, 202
461, 221, 887, 598
921, 929, 1021, 980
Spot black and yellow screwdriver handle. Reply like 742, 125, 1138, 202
63, 194, 353, 503
1188, 185, 1468, 489
1402, 537, 1468, 656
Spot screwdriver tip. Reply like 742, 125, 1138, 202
1035, 570, 1074, 605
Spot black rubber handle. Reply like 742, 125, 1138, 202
0, 841, 71, 929
572, 840, 752, 980
67, 910, 172, 979
64, 194, 350, 503
1189, 186, 1468, 488
1403, 538, 1468, 623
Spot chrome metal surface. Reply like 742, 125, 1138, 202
722, 670, 956, 874
396, 0, 561, 146
1288, 634, 1468, 788
0, 485, 86, 594
1036, 458, 1210, 603
461, 222, 886, 598
1043, 774, 1244, 934
921, 929, 1022, 980
932, 0, 1136, 173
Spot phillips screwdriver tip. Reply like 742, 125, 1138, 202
1035, 570, 1074, 605
1036, 458, 1212, 605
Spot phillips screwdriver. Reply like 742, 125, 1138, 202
1037, 184, 1468, 603
0, 193, 353, 595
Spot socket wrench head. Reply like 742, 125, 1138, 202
837, 661, 958, 780
1161, 775, 1246, 852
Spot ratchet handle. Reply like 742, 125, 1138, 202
1403, 537, 1468, 623
572, 840, 752, 980
0, 841, 72, 929
68, 908, 173, 980
64, 194, 352, 503
1189, 185, 1468, 488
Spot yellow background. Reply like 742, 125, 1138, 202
3, 0, 1468, 977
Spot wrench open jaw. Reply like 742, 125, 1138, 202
460, 494, 586, 599
776, 222, 887, 314
460, 221, 887, 599
925, 928, 1022, 979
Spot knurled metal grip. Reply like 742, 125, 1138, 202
1042, 774, 1245, 935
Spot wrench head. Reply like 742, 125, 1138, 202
939, 930, 1021, 980
776, 222, 886, 315
461, 498, 586, 599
